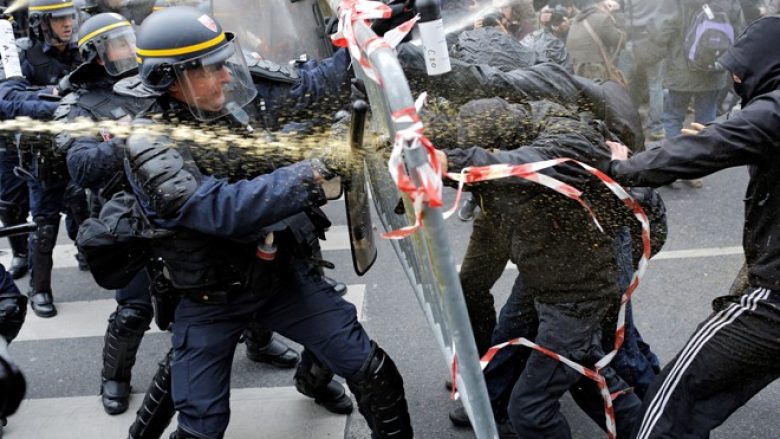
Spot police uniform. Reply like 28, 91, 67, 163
105, 7, 412, 438
8, 0, 86, 318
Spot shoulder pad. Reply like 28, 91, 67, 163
247, 58, 300, 84
114, 75, 163, 99
126, 133, 201, 218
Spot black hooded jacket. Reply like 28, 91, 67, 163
608, 16, 780, 289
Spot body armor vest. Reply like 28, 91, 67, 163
22, 42, 80, 86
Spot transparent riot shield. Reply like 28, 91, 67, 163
327, 3, 498, 437
209, 0, 334, 64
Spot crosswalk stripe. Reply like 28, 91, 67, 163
0, 227, 353, 270
14, 285, 367, 343
455, 246, 745, 272
5, 387, 347, 439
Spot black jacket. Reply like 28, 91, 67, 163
444, 98, 622, 303
608, 16, 780, 289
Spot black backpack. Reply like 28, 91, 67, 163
683, 2, 735, 71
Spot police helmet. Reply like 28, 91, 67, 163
136, 6, 257, 121
28, 0, 80, 45
78, 12, 137, 75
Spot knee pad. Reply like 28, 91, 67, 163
110, 305, 153, 337
0, 295, 27, 342
30, 222, 59, 254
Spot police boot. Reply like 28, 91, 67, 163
323, 275, 348, 296
28, 222, 59, 318
102, 305, 152, 415
0, 204, 29, 280
294, 349, 353, 415
128, 350, 175, 439
244, 323, 299, 368
347, 342, 413, 439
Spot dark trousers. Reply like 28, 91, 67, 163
171, 260, 371, 438
459, 209, 509, 355
483, 228, 653, 434
115, 268, 153, 312
507, 300, 642, 439
633, 287, 780, 439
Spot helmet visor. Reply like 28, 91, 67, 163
92, 26, 138, 75
172, 39, 258, 122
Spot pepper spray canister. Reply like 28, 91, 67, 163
256, 232, 277, 261
416, 0, 451, 76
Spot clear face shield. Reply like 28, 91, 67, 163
94, 27, 138, 76
42, 10, 80, 45
171, 38, 258, 122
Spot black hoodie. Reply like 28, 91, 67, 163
608, 16, 780, 289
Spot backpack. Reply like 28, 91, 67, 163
683, 3, 735, 71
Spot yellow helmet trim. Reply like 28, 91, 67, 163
136, 32, 226, 59
29, 1, 74, 11
78, 21, 132, 47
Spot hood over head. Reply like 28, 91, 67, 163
719, 16, 780, 105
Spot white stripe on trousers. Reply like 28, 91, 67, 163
635, 287, 770, 439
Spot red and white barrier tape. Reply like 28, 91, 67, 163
445, 160, 650, 439
331, 0, 419, 85
383, 93, 446, 239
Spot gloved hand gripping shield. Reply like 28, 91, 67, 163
169, 37, 258, 122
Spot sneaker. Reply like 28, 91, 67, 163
449, 405, 471, 427
458, 197, 479, 222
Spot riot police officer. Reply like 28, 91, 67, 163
13, 0, 89, 318
62, 13, 306, 418
114, 7, 412, 438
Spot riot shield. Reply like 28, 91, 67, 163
209, 0, 334, 64
344, 99, 377, 275
327, 3, 498, 437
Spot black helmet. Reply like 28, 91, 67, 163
77, 0, 155, 24
136, 6, 257, 121
28, 0, 80, 45
78, 12, 137, 75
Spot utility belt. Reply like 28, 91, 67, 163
10, 133, 67, 186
